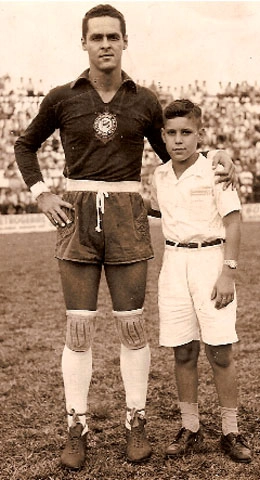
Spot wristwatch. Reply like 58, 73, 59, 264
224, 260, 238, 269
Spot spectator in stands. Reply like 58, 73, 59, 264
36, 79, 45, 96
238, 167, 254, 204
26, 78, 35, 96
17, 77, 27, 97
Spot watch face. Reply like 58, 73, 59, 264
225, 260, 237, 269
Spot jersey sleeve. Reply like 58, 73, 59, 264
14, 91, 57, 188
144, 95, 170, 163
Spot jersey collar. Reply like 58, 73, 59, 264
70, 69, 137, 92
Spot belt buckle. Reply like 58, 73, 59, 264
187, 242, 198, 249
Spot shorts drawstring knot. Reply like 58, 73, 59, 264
95, 191, 109, 232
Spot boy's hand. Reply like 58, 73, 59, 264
37, 192, 74, 227
211, 271, 235, 309
211, 150, 236, 190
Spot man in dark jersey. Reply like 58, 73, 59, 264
14, 4, 235, 470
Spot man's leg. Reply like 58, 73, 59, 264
59, 260, 102, 469
205, 343, 251, 463
105, 261, 152, 462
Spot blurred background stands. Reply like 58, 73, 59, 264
0, 74, 260, 214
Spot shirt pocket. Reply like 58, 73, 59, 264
189, 187, 213, 221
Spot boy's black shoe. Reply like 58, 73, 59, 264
165, 427, 204, 457
126, 410, 152, 463
61, 423, 87, 470
220, 433, 252, 463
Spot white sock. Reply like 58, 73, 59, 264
62, 345, 92, 430
221, 406, 238, 436
120, 344, 150, 429
179, 402, 200, 432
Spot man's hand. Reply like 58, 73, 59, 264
211, 271, 235, 309
211, 150, 236, 190
37, 192, 74, 227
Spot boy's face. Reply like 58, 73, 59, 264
161, 116, 203, 166
81, 16, 128, 73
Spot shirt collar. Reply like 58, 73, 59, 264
189, 153, 211, 177
70, 69, 137, 92
164, 153, 209, 181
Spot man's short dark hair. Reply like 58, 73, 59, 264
82, 4, 126, 38
163, 99, 202, 127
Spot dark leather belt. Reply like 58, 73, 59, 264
166, 238, 225, 249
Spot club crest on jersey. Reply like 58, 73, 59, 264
93, 112, 117, 143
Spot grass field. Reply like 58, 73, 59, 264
0, 220, 259, 480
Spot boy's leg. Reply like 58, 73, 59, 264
166, 340, 204, 457
59, 260, 102, 469
157, 248, 203, 457
205, 343, 251, 463
205, 344, 237, 412
105, 261, 152, 462
174, 340, 200, 407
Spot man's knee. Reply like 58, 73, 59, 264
113, 309, 148, 350
174, 340, 200, 365
65, 310, 97, 352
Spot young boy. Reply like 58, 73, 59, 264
148, 99, 252, 463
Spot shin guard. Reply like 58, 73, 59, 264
66, 310, 96, 352
113, 309, 147, 350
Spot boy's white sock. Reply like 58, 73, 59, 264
179, 402, 200, 432
221, 406, 239, 436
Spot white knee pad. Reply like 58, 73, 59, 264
113, 309, 148, 350
66, 310, 97, 352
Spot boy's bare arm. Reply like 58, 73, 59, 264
211, 210, 241, 309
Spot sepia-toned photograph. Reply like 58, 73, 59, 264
0, 2, 259, 479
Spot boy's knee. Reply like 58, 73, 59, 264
174, 340, 200, 365
206, 344, 233, 368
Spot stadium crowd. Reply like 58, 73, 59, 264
1, 74, 260, 214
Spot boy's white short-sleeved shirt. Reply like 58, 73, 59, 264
150, 153, 241, 242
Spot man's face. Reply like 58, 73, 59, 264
82, 16, 128, 73
162, 116, 203, 165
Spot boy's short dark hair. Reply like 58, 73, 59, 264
82, 4, 126, 38
163, 99, 202, 128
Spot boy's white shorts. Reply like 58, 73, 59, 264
158, 244, 238, 347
